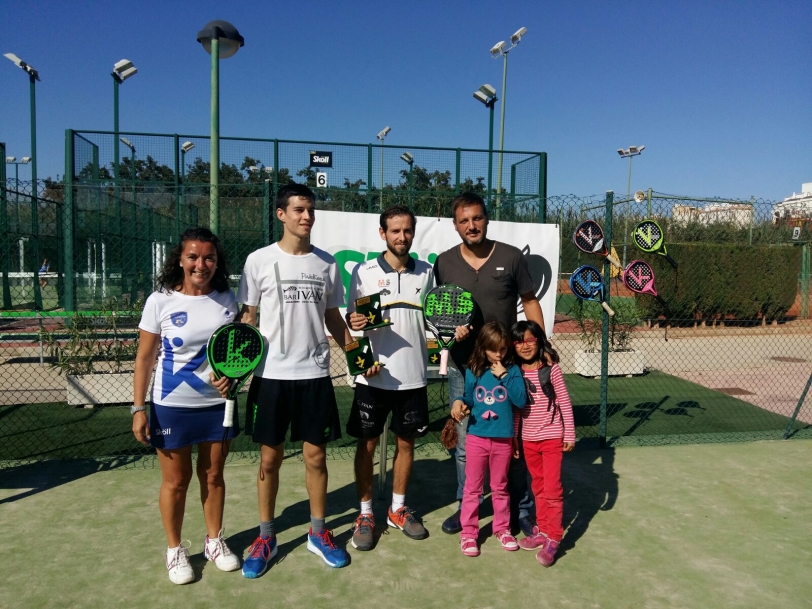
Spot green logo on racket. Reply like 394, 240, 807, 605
425, 291, 473, 316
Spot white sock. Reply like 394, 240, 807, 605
391, 493, 406, 513
360, 500, 373, 516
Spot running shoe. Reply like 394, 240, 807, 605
495, 530, 519, 551
537, 538, 560, 567
460, 536, 480, 557
204, 528, 241, 572
166, 540, 194, 585
351, 514, 375, 551
387, 506, 428, 540
307, 528, 349, 568
241, 535, 278, 579
518, 526, 547, 551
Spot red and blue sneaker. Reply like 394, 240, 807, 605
241, 535, 277, 579
307, 528, 349, 568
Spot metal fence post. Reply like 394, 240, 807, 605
367, 144, 373, 212
263, 179, 271, 246
63, 130, 75, 311
600, 190, 614, 447
455, 148, 461, 195
173, 134, 180, 240
801, 243, 810, 320
0, 142, 11, 309
539, 152, 547, 223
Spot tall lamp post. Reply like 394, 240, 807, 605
4, 156, 31, 201
473, 84, 497, 207
4, 52, 42, 308
400, 152, 414, 209
112, 60, 137, 210
617, 145, 645, 267
489, 27, 527, 220
180, 141, 195, 227
377, 126, 391, 210
197, 20, 244, 235
120, 137, 137, 206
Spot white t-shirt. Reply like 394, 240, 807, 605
139, 289, 238, 408
237, 243, 344, 380
347, 253, 435, 390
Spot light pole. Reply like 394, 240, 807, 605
120, 137, 136, 202
197, 20, 244, 235
4, 52, 41, 308
473, 84, 497, 207
489, 27, 527, 220
112, 59, 137, 212
376, 126, 391, 210
181, 141, 195, 227
400, 152, 414, 209
617, 145, 645, 268
4, 156, 31, 201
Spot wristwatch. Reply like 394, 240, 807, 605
131, 405, 147, 415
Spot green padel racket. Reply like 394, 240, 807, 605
206, 323, 265, 427
632, 220, 678, 268
423, 284, 477, 376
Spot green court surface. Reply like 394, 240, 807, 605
1, 371, 806, 463
0, 441, 809, 608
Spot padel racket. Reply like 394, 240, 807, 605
573, 219, 623, 270
622, 260, 668, 308
207, 323, 265, 427
423, 284, 477, 376
570, 265, 615, 317
632, 219, 678, 268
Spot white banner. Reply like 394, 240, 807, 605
313, 210, 560, 336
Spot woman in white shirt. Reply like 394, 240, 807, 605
133, 227, 240, 585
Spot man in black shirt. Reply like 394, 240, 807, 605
433, 192, 546, 536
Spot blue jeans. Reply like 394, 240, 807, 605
448, 366, 534, 519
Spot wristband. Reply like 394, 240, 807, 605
130, 405, 147, 415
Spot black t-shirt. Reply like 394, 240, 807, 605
433, 241, 534, 370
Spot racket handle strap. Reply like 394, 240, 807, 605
606, 253, 623, 270
223, 399, 235, 428
440, 349, 449, 376
601, 301, 616, 317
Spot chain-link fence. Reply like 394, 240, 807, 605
2, 133, 811, 467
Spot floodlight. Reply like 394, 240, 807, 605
119, 137, 135, 152
638, 145, 646, 152
400, 152, 413, 164
377, 126, 391, 140
21, 157, 31, 163
181, 141, 195, 153
112, 59, 137, 83
629, 146, 639, 154
490, 41, 506, 57
473, 91, 489, 105
5, 156, 15, 163
510, 27, 528, 44
197, 20, 245, 59
617, 149, 625, 156
3, 53, 39, 80
479, 84, 497, 97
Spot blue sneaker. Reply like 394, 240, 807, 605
307, 528, 349, 568
241, 535, 277, 579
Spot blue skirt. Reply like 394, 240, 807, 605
149, 402, 240, 450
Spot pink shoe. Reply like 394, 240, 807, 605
536, 538, 560, 567
460, 536, 480, 557
518, 526, 547, 551
495, 530, 519, 551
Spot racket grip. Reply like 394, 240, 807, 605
606, 253, 623, 270
440, 349, 449, 376
601, 301, 616, 317
223, 398, 235, 427
665, 253, 678, 269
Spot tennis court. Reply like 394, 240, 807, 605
0, 440, 809, 609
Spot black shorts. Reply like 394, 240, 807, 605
245, 376, 342, 447
346, 384, 429, 440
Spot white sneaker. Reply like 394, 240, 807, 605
204, 528, 241, 572
166, 541, 194, 585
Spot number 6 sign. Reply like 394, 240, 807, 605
316, 172, 328, 188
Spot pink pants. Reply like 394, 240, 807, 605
524, 438, 564, 541
460, 435, 513, 538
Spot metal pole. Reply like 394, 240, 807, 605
379, 139, 384, 210
113, 79, 120, 218
181, 150, 187, 228
0, 145, 10, 309
173, 135, 180, 239
539, 152, 547, 222
487, 102, 494, 207
784, 371, 812, 439
30, 73, 42, 310
210, 37, 220, 234
600, 190, 614, 448
495, 52, 509, 221
622, 155, 632, 269
408, 164, 413, 209
63, 130, 75, 311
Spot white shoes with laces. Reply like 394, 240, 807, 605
166, 540, 194, 585
204, 528, 241, 572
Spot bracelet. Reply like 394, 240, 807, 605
130, 405, 147, 415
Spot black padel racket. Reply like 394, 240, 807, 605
622, 260, 668, 308
573, 219, 622, 269
632, 220, 678, 268
423, 284, 477, 376
207, 323, 266, 427
570, 265, 615, 317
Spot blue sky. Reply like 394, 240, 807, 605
2, 0, 810, 201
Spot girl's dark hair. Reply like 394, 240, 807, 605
511, 320, 559, 364
157, 227, 230, 293
468, 321, 514, 377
